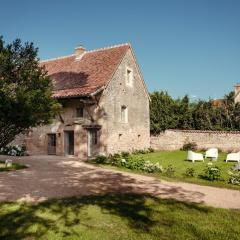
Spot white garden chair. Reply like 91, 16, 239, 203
187, 151, 204, 163
205, 148, 218, 160
226, 152, 240, 163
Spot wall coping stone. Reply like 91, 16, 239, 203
164, 129, 240, 135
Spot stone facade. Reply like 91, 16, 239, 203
101, 49, 150, 153
19, 48, 150, 158
234, 83, 240, 103
151, 129, 240, 152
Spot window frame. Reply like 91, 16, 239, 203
126, 66, 133, 87
76, 107, 84, 118
121, 105, 128, 123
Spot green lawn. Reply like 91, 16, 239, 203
0, 193, 240, 240
97, 151, 240, 189
0, 161, 26, 172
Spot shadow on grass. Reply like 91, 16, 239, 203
0, 193, 213, 240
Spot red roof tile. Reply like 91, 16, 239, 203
40, 44, 130, 98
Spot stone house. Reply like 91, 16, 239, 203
22, 43, 150, 159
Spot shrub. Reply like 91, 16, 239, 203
132, 149, 149, 155
143, 161, 163, 173
202, 163, 221, 181
228, 171, 240, 185
124, 157, 145, 171
95, 155, 108, 164
148, 147, 155, 153
165, 165, 175, 177
184, 167, 195, 177
121, 151, 130, 159
181, 142, 198, 151
109, 153, 122, 167
0, 145, 27, 156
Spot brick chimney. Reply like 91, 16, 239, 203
74, 45, 85, 59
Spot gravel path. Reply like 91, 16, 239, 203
0, 155, 240, 209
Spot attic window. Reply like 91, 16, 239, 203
126, 67, 133, 86
76, 107, 84, 118
121, 105, 128, 123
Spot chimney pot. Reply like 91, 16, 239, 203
75, 44, 85, 58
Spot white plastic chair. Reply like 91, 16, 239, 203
187, 151, 204, 163
205, 148, 218, 160
226, 152, 240, 163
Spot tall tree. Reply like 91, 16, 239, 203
150, 91, 177, 133
175, 95, 193, 129
0, 37, 60, 148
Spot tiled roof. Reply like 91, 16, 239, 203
41, 43, 130, 98
211, 99, 225, 107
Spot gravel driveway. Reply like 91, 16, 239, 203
0, 155, 240, 209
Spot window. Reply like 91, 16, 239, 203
91, 129, 98, 145
76, 107, 84, 118
126, 67, 133, 86
121, 105, 128, 123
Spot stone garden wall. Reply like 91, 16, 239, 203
151, 129, 240, 152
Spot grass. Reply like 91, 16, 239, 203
95, 151, 240, 189
0, 161, 27, 172
0, 193, 240, 240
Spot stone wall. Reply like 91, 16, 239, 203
151, 129, 240, 152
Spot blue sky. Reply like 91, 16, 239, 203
1, 0, 240, 99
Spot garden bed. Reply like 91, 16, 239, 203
91, 150, 240, 189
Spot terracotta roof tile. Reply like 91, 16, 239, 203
40, 44, 130, 98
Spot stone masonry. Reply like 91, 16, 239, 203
151, 129, 240, 152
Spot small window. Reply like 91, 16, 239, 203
126, 67, 133, 86
121, 105, 128, 123
76, 107, 84, 118
119, 133, 122, 140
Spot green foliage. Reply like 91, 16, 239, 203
0, 36, 61, 148
0, 145, 27, 156
143, 161, 163, 173
202, 163, 221, 181
95, 152, 162, 173
0, 160, 27, 172
150, 91, 177, 133
121, 151, 130, 159
164, 164, 175, 177
228, 171, 240, 185
132, 149, 150, 155
184, 167, 195, 177
123, 157, 146, 171
181, 141, 198, 151
95, 155, 108, 164
150, 90, 240, 133
148, 147, 155, 153
109, 153, 122, 166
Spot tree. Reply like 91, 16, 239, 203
192, 101, 215, 130
150, 91, 177, 133
175, 95, 194, 129
150, 90, 240, 132
0, 37, 60, 148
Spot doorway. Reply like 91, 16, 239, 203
87, 129, 98, 158
47, 134, 56, 155
64, 131, 74, 155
